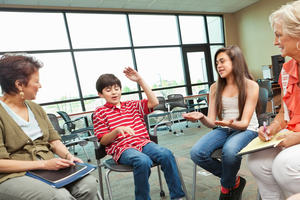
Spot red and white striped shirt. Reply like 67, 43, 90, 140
93, 99, 152, 162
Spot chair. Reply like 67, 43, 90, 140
57, 111, 94, 136
257, 79, 276, 114
187, 89, 209, 113
93, 115, 189, 200
257, 87, 272, 126
47, 113, 92, 162
167, 94, 188, 134
148, 96, 171, 133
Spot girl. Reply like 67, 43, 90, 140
183, 45, 259, 200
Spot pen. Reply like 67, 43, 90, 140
263, 121, 270, 141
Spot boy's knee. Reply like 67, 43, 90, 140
160, 148, 173, 159
134, 156, 153, 168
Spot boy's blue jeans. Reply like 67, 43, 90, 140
119, 142, 185, 200
190, 127, 257, 188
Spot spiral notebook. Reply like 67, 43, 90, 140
26, 162, 96, 188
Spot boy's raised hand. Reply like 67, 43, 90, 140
123, 67, 142, 82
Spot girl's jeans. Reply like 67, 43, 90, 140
190, 127, 257, 188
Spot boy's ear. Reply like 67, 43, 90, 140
98, 92, 103, 98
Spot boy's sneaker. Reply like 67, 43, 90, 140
219, 177, 246, 200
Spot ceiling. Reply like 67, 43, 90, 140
0, 0, 260, 13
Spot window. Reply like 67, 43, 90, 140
129, 14, 179, 46
33, 52, 79, 104
0, 10, 225, 114
207, 16, 224, 44
75, 49, 136, 98
0, 12, 69, 52
135, 47, 184, 90
66, 13, 130, 48
179, 15, 207, 44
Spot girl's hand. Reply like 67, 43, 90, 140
215, 119, 234, 127
42, 158, 74, 170
123, 67, 141, 82
182, 112, 204, 122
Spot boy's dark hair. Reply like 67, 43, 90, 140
96, 73, 122, 94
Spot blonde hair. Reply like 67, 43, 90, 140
269, 0, 300, 38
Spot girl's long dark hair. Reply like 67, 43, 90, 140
214, 45, 254, 121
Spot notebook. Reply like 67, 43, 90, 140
26, 162, 96, 188
237, 129, 292, 156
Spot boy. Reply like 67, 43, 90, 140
93, 67, 185, 200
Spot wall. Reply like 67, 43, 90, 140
225, 0, 291, 79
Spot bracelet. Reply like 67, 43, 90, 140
64, 152, 71, 159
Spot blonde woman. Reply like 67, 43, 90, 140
247, 1, 300, 199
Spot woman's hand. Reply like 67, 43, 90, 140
123, 67, 142, 83
66, 153, 83, 163
42, 158, 75, 170
257, 126, 272, 142
215, 119, 234, 127
276, 132, 300, 148
182, 112, 204, 122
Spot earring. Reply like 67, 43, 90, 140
19, 91, 24, 99
297, 41, 300, 50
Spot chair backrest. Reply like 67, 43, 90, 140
47, 113, 65, 135
57, 111, 75, 132
167, 94, 186, 110
257, 87, 269, 126
258, 87, 268, 114
197, 89, 209, 104
257, 79, 273, 100
154, 96, 168, 112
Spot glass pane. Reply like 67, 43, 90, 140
142, 87, 187, 99
179, 15, 207, 44
129, 14, 179, 46
0, 12, 69, 51
67, 13, 130, 48
207, 16, 224, 44
135, 47, 184, 90
187, 52, 208, 84
32, 53, 79, 104
210, 45, 224, 81
42, 101, 83, 115
192, 85, 209, 96
74, 49, 136, 98
84, 98, 106, 112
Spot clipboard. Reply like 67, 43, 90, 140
237, 129, 291, 156
26, 162, 96, 188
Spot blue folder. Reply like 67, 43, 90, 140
26, 162, 96, 188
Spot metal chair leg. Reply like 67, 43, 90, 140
192, 163, 197, 200
105, 170, 113, 200
81, 145, 91, 162
174, 157, 189, 200
257, 189, 262, 200
156, 165, 165, 197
